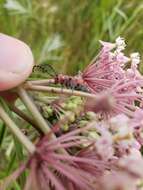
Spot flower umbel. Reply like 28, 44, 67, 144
85, 78, 143, 117
24, 126, 103, 190
80, 37, 130, 93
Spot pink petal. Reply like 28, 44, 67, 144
99, 40, 115, 50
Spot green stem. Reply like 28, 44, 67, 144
17, 86, 56, 138
17, 86, 69, 154
28, 79, 55, 85
24, 83, 98, 99
0, 105, 36, 154
9, 104, 43, 135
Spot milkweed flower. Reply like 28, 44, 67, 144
130, 52, 140, 67
3, 115, 143, 190
115, 36, 126, 53
92, 123, 114, 160
126, 52, 142, 80
23, 126, 107, 190
94, 117, 143, 190
96, 171, 139, 190
85, 78, 143, 118
80, 37, 130, 93
118, 153, 143, 177
130, 109, 143, 146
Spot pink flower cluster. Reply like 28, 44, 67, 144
22, 38, 143, 190
3, 37, 143, 190
24, 114, 143, 190
83, 37, 143, 118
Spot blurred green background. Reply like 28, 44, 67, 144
0, 0, 143, 74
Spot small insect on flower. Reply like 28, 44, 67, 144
33, 63, 89, 92
33, 37, 130, 94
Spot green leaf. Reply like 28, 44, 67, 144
4, 0, 27, 14
0, 123, 6, 147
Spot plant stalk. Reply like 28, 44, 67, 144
17, 86, 56, 138
24, 83, 98, 99
28, 79, 55, 85
9, 104, 43, 135
0, 105, 36, 154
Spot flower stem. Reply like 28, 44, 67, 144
17, 86, 56, 138
28, 79, 55, 85
9, 104, 43, 135
24, 83, 98, 99
17, 87, 69, 154
0, 105, 36, 154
